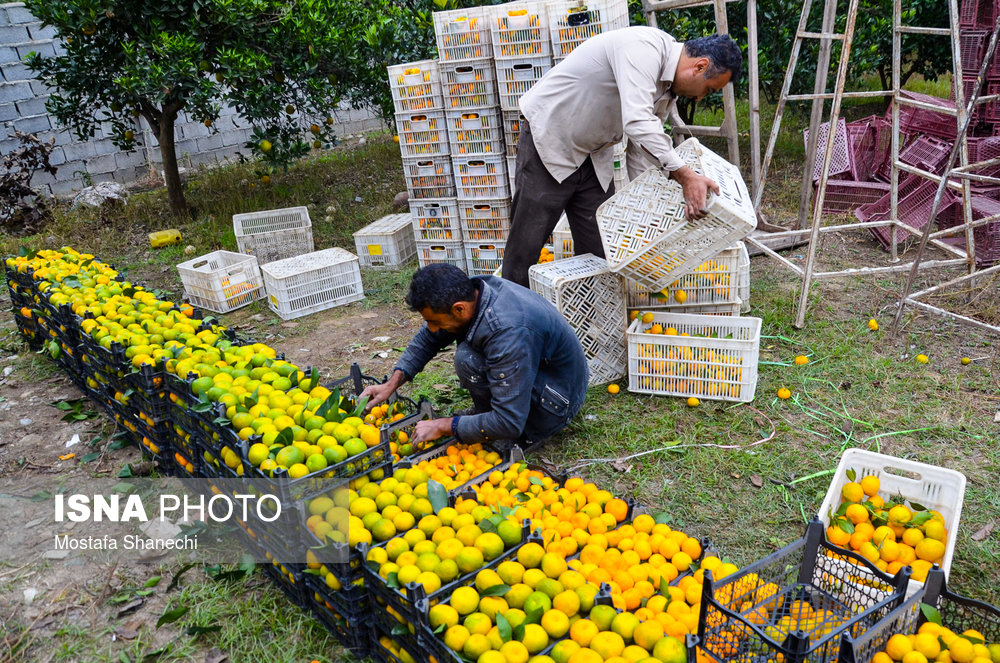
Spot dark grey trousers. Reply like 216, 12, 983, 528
500, 120, 615, 287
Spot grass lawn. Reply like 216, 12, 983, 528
1, 98, 998, 662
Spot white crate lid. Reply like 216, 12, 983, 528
233, 206, 311, 237
354, 213, 414, 237
261, 247, 359, 279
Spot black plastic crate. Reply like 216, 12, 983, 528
305, 571, 369, 630
312, 598, 371, 658
392, 439, 512, 495
262, 560, 308, 609
698, 519, 910, 663
370, 618, 427, 663
362, 522, 540, 625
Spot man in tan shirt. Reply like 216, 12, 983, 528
501, 28, 742, 286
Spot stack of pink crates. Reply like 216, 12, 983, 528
803, 0, 1000, 265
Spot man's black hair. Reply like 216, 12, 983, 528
683, 34, 742, 84
405, 263, 477, 313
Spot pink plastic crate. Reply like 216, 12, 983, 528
857, 175, 960, 251
892, 91, 957, 140
937, 194, 1000, 265
817, 180, 890, 214
846, 117, 879, 180
803, 118, 853, 182
899, 136, 952, 174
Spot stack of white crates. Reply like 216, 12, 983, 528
260, 248, 365, 320
386, 0, 629, 275
233, 206, 314, 265
353, 213, 418, 271
388, 59, 463, 270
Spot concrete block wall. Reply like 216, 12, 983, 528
1, 1, 386, 199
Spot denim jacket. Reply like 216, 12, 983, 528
394, 276, 588, 443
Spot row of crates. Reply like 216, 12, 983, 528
402, 153, 511, 200
177, 248, 364, 320
390, 57, 551, 115
430, 0, 629, 63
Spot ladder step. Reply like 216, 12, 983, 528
896, 96, 958, 116
895, 26, 950, 35
796, 31, 846, 40
786, 90, 891, 101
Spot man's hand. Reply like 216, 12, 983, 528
358, 369, 407, 411
411, 417, 453, 445
358, 382, 395, 410
671, 166, 720, 220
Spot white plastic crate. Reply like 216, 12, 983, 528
817, 448, 966, 594
353, 213, 418, 271
628, 300, 742, 318
261, 248, 365, 320
233, 206, 314, 265
459, 199, 512, 242
503, 110, 522, 157
177, 250, 265, 314
496, 56, 553, 111
627, 311, 761, 402
598, 138, 757, 292
402, 156, 456, 200
453, 155, 510, 199
465, 241, 507, 276
529, 254, 627, 385
612, 139, 628, 191
738, 241, 751, 312
489, 1, 552, 59
395, 110, 450, 157
410, 198, 461, 234
434, 7, 493, 62
552, 217, 574, 260
387, 60, 443, 114
440, 60, 499, 111
417, 240, 466, 270
446, 109, 506, 156
412, 205, 463, 241
625, 244, 744, 309
547, 0, 630, 60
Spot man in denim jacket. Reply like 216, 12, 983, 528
360, 264, 588, 448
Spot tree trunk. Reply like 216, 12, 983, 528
157, 114, 187, 216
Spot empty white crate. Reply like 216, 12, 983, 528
627, 311, 761, 402
625, 243, 746, 309
388, 60, 443, 114
434, 6, 493, 62
447, 109, 506, 156
459, 199, 512, 242
598, 138, 756, 292
496, 55, 553, 111
395, 110, 450, 157
547, 0, 629, 61
454, 155, 510, 199
233, 206, 314, 265
489, 0, 552, 59
417, 240, 466, 270
529, 254, 627, 385
440, 60, 500, 111
817, 448, 966, 593
552, 214, 574, 259
261, 248, 364, 320
177, 250, 264, 314
465, 241, 507, 276
353, 213, 418, 270
402, 156, 456, 200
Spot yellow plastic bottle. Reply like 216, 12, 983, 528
148, 229, 182, 248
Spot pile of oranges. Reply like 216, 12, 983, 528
825, 470, 949, 581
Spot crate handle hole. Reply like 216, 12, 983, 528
878, 466, 923, 482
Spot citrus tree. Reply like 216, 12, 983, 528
24, 0, 345, 216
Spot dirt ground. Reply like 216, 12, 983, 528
1, 232, 998, 662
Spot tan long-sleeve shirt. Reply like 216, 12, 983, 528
518, 26, 687, 191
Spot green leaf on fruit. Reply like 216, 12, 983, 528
846, 468, 857, 482
497, 612, 512, 642
386, 571, 400, 589
427, 480, 448, 514
920, 603, 942, 625
480, 584, 510, 597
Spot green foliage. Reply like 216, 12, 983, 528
24, 0, 345, 213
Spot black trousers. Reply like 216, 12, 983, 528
500, 121, 615, 287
